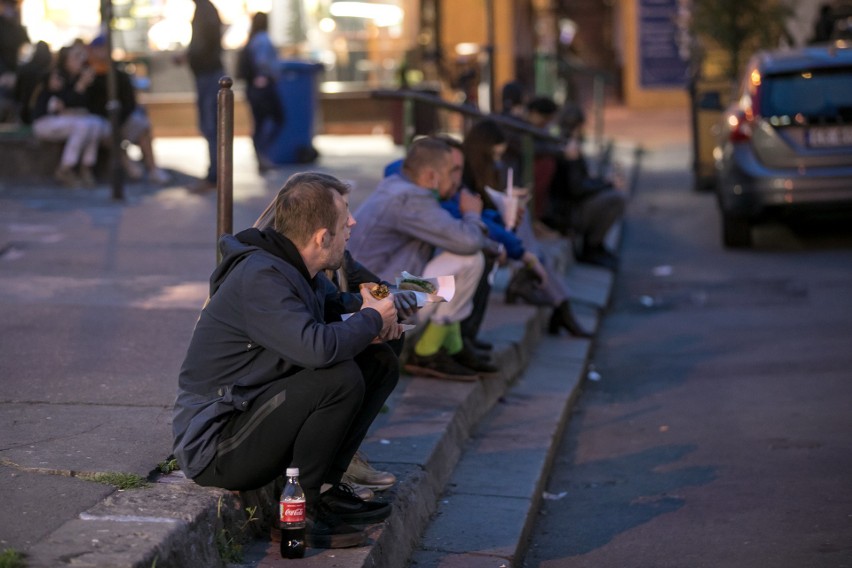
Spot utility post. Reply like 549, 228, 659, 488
99, 0, 124, 201
484, 0, 496, 113
216, 77, 234, 264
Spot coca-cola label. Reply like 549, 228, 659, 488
280, 500, 305, 523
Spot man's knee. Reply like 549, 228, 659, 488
457, 252, 485, 293
357, 343, 400, 392
316, 359, 366, 400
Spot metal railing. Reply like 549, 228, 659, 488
213, 79, 642, 259
372, 88, 569, 189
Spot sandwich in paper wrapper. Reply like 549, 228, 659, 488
396, 271, 454, 307
341, 272, 455, 332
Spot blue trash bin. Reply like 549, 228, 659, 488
270, 60, 324, 164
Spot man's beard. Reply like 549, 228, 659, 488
322, 249, 344, 272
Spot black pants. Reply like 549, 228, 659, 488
194, 343, 398, 502
460, 254, 495, 343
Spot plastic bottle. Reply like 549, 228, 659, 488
279, 467, 306, 559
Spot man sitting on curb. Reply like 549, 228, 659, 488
348, 137, 495, 381
172, 172, 402, 549
251, 196, 419, 501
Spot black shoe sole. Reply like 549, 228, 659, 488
306, 530, 366, 549
335, 504, 392, 525
403, 363, 479, 382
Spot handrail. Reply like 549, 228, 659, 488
371, 88, 564, 144
372, 88, 568, 193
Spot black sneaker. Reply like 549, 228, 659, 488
577, 245, 619, 270
305, 501, 367, 549
320, 482, 392, 525
403, 349, 479, 381
469, 337, 493, 351
452, 345, 501, 378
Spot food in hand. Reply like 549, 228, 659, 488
369, 283, 390, 299
399, 274, 436, 294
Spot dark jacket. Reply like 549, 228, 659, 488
87, 64, 137, 123
30, 68, 93, 121
188, 0, 224, 76
172, 228, 383, 478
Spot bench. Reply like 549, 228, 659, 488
0, 124, 109, 187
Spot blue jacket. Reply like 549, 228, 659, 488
384, 158, 524, 260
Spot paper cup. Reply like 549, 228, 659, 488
503, 195, 520, 229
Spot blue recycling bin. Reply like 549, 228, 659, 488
270, 60, 324, 164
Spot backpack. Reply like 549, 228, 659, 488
236, 46, 254, 82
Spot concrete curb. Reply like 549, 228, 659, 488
408, 335, 592, 568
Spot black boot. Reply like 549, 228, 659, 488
548, 301, 593, 338
505, 268, 551, 306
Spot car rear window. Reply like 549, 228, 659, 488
761, 67, 852, 124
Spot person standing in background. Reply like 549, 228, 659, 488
181, 0, 224, 193
238, 12, 284, 174
0, 0, 29, 122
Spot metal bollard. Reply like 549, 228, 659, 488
216, 76, 234, 264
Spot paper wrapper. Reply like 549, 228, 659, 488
395, 272, 455, 307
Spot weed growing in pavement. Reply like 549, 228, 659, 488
0, 548, 25, 568
79, 471, 149, 490
215, 496, 260, 563
157, 457, 180, 474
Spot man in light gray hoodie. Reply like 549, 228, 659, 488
348, 137, 494, 381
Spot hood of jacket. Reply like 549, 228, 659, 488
212, 227, 314, 297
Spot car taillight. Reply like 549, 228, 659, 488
727, 110, 753, 142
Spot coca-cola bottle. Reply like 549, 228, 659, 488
279, 467, 306, 559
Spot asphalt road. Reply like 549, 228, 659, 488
523, 143, 852, 567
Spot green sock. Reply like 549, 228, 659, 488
414, 322, 449, 357
442, 322, 464, 355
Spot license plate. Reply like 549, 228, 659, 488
806, 126, 852, 148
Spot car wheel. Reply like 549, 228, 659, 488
721, 211, 752, 248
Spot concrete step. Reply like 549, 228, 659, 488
19, 253, 613, 568
224, 262, 612, 568
408, 330, 592, 568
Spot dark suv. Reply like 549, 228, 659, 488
714, 42, 852, 247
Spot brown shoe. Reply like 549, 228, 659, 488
343, 451, 395, 491
404, 349, 479, 381
79, 166, 96, 187
54, 166, 79, 187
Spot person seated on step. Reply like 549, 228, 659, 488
382, 135, 504, 357
349, 137, 498, 382
251, 198, 419, 501
525, 96, 625, 269
85, 35, 170, 185
460, 118, 592, 338
173, 172, 402, 550
29, 41, 110, 187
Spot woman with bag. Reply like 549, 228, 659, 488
239, 12, 285, 173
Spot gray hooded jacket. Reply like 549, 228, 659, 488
347, 173, 486, 281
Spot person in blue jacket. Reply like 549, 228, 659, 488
384, 127, 590, 339
238, 12, 284, 173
